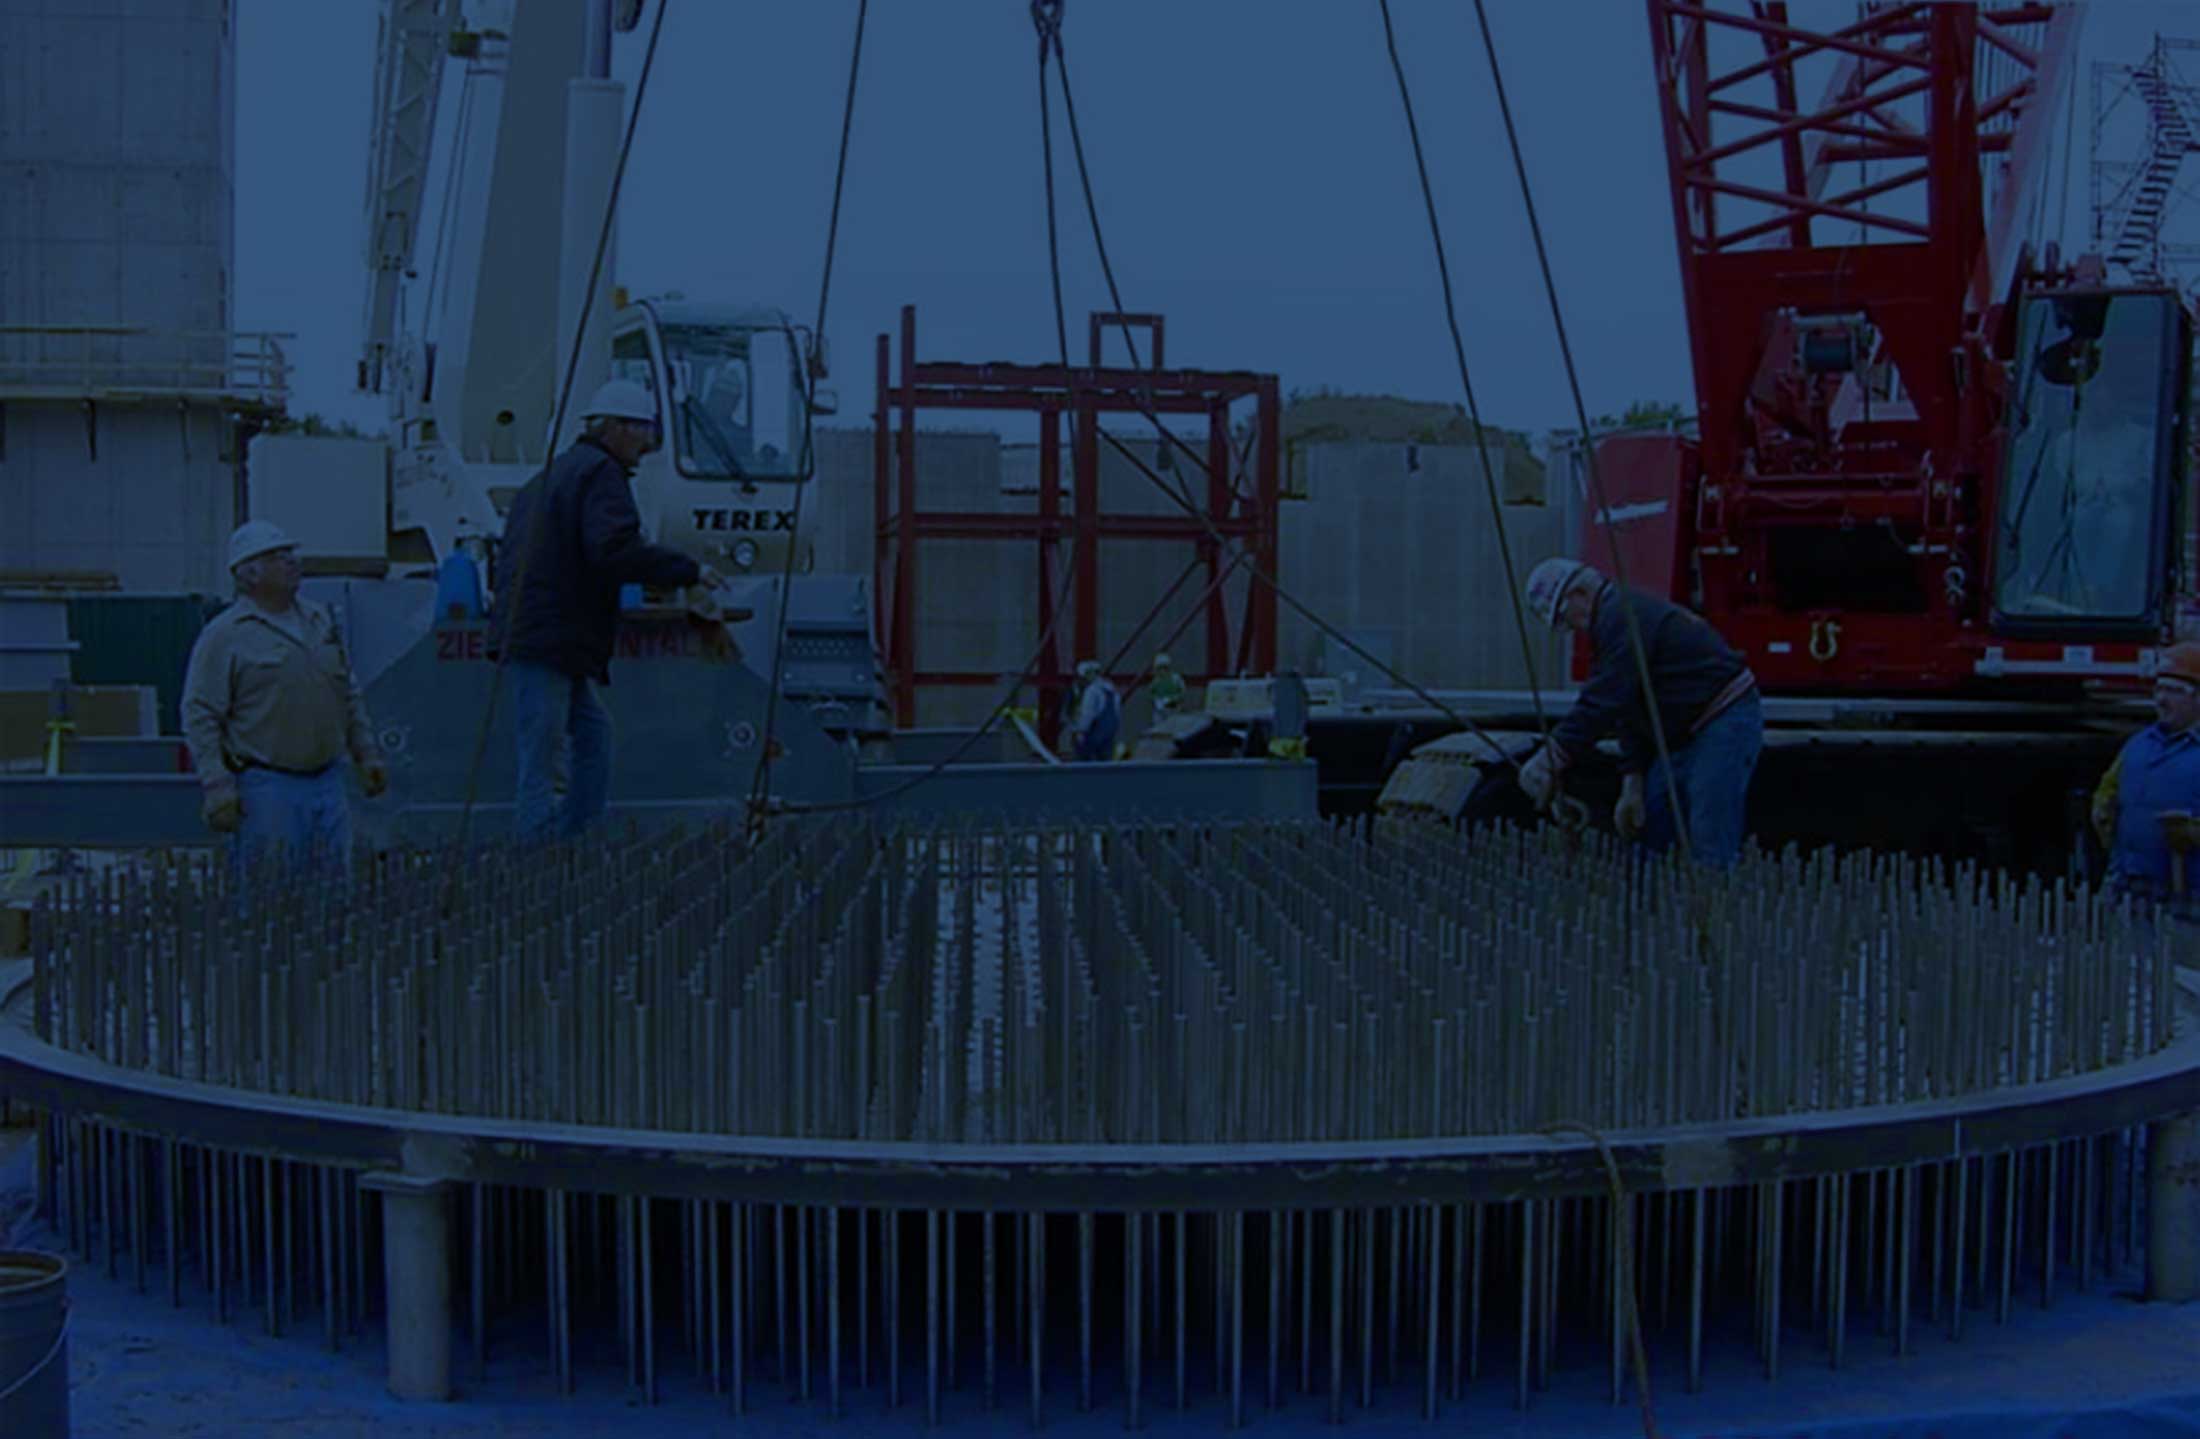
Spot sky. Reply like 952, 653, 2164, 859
232, 1, 2197, 444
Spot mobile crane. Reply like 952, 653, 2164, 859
1383, 1, 2193, 874
357, 0, 876, 690
279, 0, 882, 835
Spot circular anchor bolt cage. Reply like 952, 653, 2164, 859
2, 818, 2196, 1422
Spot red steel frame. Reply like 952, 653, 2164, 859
1634, 2, 2153, 691
873, 304, 1280, 738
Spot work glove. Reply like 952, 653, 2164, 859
683, 584, 740, 665
1516, 744, 1561, 810
696, 622, 740, 666
697, 564, 728, 593
1614, 772, 1648, 840
202, 780, 242, 834
359, 759, 390, 799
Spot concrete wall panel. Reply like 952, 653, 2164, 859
118, 167, 215, 246
0, 164, 35, 240
38, 164, 119, 243
121, 242, 221, 333
39, 240, 122, 324
813, 424, 1573, 716
0, 13, 28, 143
24, 19, 122, 156
120, 21, 218, 161
0, 241, 30, 333
0, 402, 231, 591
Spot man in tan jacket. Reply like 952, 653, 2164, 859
182, 521, 388, 875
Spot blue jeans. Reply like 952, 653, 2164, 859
512, 661, 611, 843
1641, 690, 1763, 867
234, 765, 352, 881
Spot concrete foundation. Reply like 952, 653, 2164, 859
2150, 1111, 2200, 1303
360, 1173, 452, 1402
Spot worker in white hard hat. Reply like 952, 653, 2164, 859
1147, 652, 1187, 722
1515, 556, 1761, 865
492, 378, 724, 843
1067, 659, 1121, 762
180, 520, 388, 876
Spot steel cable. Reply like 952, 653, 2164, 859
439, 0, 672, 893
1465, 0, 1695, 856
1038, 9, 1531, 774
743, 0, 871, 837
1375, 0, 1553, 750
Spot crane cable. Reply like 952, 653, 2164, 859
1043, 10, 1203, 514
743, 0, 870, 838
1374, 0, 1554, 754
439, 0, 671, 893
1036, 5, 1533, 776
771, 0, 1101, 817
1465, 0, 1695, 859
791, 0, 1448, 816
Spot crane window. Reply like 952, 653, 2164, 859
609, 328, 660, 412
659, 323, 801, 481
1992, 293, 2178, 629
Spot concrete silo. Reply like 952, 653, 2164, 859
0, 0, 285, 594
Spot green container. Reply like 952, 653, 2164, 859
65, 594, 223, 737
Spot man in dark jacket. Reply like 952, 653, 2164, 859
1516, 558, 1762, 865
494, 378, 717, 842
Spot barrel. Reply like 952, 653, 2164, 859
0, 1250, 70, 1438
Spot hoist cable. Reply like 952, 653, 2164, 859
744, 0, 870, 836
440, 0, 671, 892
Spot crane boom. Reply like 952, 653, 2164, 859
1616, 0, 2189, 695
359, 0, 455, 395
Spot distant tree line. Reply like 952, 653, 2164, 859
261, 412, 385, 440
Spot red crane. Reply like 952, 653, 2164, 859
1596, 1, 2191, 698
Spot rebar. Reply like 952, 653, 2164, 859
2, 816, 2193, 1424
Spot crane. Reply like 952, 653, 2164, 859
1383, 1, 2193, 873
346, 0, 883, 741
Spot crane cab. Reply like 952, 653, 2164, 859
1989, 286, 2193, 643
607, 299, 834, 578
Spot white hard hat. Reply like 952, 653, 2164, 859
580, 378, 659, 424
1522, 561, 1592, 629
1076, 659, 1100, 679
227, 520, 297, 571
1154, 652, 1173, 668
1524, 557, 1593, 628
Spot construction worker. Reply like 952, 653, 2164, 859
2090, 641, 2200, 918
1068, 659, 1121, 762
698, 362, 753, 472
493, 378, 721, 843
1516, 557, 1762, 865
182, 521, 388, 875
1148, 652, 1187, 721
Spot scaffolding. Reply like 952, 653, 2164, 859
874, 305, 1279, 741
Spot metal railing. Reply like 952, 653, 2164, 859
0, 325, 291, 409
